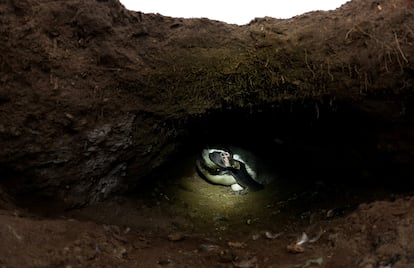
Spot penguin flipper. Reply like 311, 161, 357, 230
231, 162, 264, 191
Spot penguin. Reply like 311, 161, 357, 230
196, 147, 266, 192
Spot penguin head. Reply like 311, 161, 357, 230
205, 148, 242, 170
208, 150, 232, 168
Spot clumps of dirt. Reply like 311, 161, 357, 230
0, 187, 414, 267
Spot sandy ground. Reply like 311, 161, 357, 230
1, 162, 414, 267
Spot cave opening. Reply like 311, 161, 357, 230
124, 99, 413, 234
1, 97, 412, 228
155, 98, 395, 189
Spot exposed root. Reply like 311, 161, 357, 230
394, 31, 409, 63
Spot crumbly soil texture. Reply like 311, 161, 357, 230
1, 0, 414, 267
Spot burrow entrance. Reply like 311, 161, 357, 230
120, 99, 414, 235
2, 99, 413, 237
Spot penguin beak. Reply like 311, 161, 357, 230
220, 152, 232, 167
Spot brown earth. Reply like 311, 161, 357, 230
1, 0, 414, 267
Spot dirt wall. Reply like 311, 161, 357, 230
0, 0, 413, 206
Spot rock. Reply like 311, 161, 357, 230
87, 124, 112, 144
251, 234, 261, 241
113, 247, 127, 259
199, 244, 220, 252
233, 256, 258, 268
286, 244, 305, 253
218, 250, 234, 263
361, 264, 374, 268
228, 241, 246, 248
300, 258, 324, 268
264, 231, 283, 239
158, 258, 174, 266
168, 232, 184, 241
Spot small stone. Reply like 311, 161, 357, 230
228, 241, 246, 248
168, 233, 184, 241
326, 209, 335, 218
233, 256, 258, 268
251, 234, 261, 240
359, 256, 377, 268
113, 233, 128, 243
65, 113, 74, 120
286, 244, 305, 253
219, 250, 234, 263
199, 244, 220, 252
264, 231, 283, 239
113, 247, 127, 259
158, 258, 173, 266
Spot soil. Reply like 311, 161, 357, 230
1, 0, 414, 267
2, 166, 414, 267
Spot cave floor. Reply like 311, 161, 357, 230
1, 163, 413, 268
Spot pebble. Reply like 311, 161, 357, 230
168, 233, 184, 241
113, 247, 127, 259
286, 244, 305, 253
228, 241, 246, 248
361, 264, 374, 268
264, 231, 283, 239
158, 258, 174, 266
251, 234, 261, 241
198, 244, 220, 252
219, 250, 234, 263
233, 256, 258, 268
